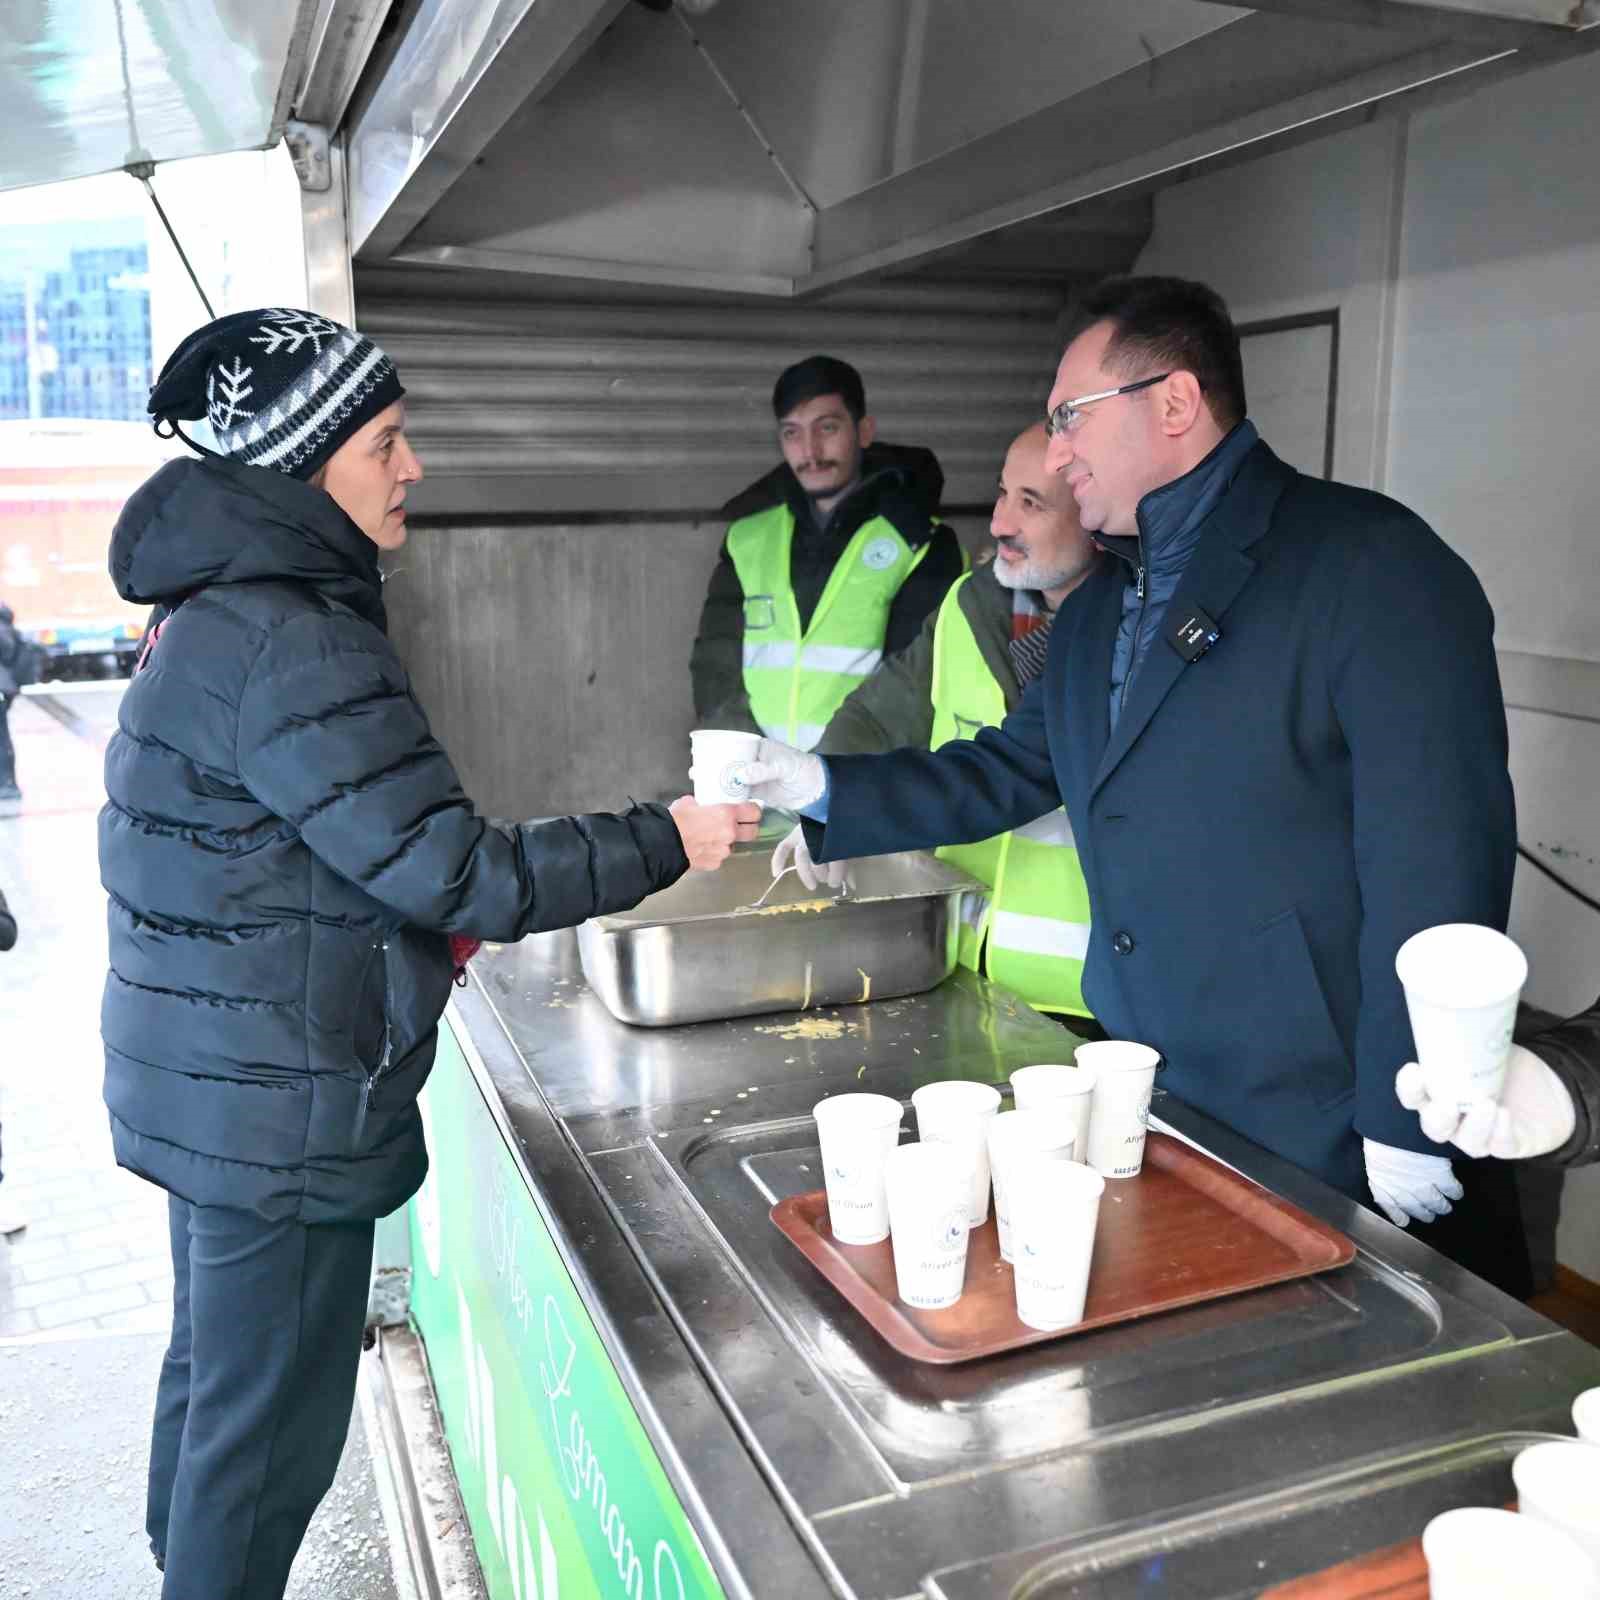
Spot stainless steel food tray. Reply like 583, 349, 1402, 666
577, 848, 981, 1026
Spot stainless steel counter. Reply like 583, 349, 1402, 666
451, 930, 1600, 1600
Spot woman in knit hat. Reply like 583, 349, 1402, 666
100, 308, 757, 1599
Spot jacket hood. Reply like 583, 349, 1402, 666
109, 455, 385, 628
722, 441, 945, 532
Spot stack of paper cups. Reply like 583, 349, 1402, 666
910, 1080, 1001, 1226
987, 1106, 1078, 1263
1008, 1156, 1105, 1331
884, 1142, 973, 1309
812, 1093, 903, 1245
1074, 1041, 1161, 1178
688, 728, 763, 805
1009, 1063, 1097, 1172
1394, 923, 1526, 1113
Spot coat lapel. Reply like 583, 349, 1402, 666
1090, 444, 1296, 798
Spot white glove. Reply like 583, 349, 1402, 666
1396, 1045, 1576, 1160
771, 823, 846, 891
742, 738, 826, 811
1362, 1138, 1463, 1228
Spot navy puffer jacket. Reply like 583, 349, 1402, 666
100, 456, 688, 1222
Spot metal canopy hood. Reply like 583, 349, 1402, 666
345, 0, 1597, 296
0, 0, 332, 193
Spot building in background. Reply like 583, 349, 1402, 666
0, 219, 151, 426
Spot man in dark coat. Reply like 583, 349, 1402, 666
102, 308, 755, 1600
747, 276, 1530, 1297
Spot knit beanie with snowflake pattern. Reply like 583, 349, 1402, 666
147, 307, 405, 480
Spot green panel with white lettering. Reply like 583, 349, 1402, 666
408, 1011, 726, 1600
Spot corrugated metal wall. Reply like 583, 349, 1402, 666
355, 265, 1071, 818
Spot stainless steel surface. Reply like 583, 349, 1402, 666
347, 0, 629, 259
926, 1429, 1559, 1598
292, 0, 397, 133
577, 849, 976, 1027
302, 135, 356, 326
449, 933, 1600, 1599
341, 0, 1596, 295
0, 0, 315, 193
353, 264, 1071, 517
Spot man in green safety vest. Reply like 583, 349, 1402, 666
691, 355, 965, 750
808, 422, 1103, 1029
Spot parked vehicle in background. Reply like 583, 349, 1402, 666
0, 419, 176, 680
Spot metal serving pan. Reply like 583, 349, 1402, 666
577, 848, 981, 1027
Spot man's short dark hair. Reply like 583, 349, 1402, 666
772, 356, 866, 423
1068, 276, 1246, 431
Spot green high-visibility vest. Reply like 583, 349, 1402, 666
727, 503, 934, 750
929, 575, 1093, 1018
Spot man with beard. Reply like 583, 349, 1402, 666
790, 423, 1101, 1029
691, 355, 965, 749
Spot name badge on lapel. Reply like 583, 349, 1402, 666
1165, 604, 1221, 664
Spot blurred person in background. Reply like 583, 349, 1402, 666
0, 603, 23, 800
103, 308, 756, 1600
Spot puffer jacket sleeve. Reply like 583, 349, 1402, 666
236, 609, 688, 940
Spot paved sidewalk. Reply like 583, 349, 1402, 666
0, 685, 404, 1599
0, 687, 172, 1340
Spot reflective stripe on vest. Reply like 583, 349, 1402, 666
727, 502, 932, 751
929, 574, 1093, 1017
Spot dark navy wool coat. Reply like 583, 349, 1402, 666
813, 441, 1516, 1198
100, 456, 688, 1222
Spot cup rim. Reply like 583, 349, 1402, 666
814, 1092, 903, 1128
1073, 1040, 1161, 1074
1512, 1437, 1600, 1495
1422, 1504, 1592, 1569
911, 1079, 1003, 1112
1395, 922, 1528, 1005
1009, 1153, 1104, 1200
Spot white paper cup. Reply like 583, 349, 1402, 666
812, 1093, 903, 1246
1008, 1156, 1105, 1331
910, 1080, 1002, 1226
1514, 1438, 1600, 1570
688, 728, 763, 804
1575, 1386, 1600, 1445
1009, 1062, 1098, 1168
987, 1107, 1078, 1263
1395, 924, 1527, 1112
884, 1142, 973, 1310
1422, 1505, 1599, 1600
1075, 1041, 1161, 1178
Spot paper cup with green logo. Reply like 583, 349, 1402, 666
1009, 1155, 1105, 1331
988, 1106, 1078, 1263
688, 728, 763, 805
1395, 924, 1526, 1113
885, 1142, 973, 1310
910, 1079, 1002, 1226
1011, 1062, 1098, 1170
812, 1093, 903, 1246
1075, 1041, 1161, 1178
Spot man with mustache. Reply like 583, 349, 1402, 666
794, 423, 1102, 1030
691, 355, 964, 750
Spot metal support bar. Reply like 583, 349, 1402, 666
1192, 0, 1586, 39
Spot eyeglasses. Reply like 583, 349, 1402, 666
1045, 372, 1171, 438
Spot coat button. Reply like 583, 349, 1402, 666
1112, 931, 1135, 955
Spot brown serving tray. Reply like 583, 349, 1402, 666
769, 1131, 1355, 1364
